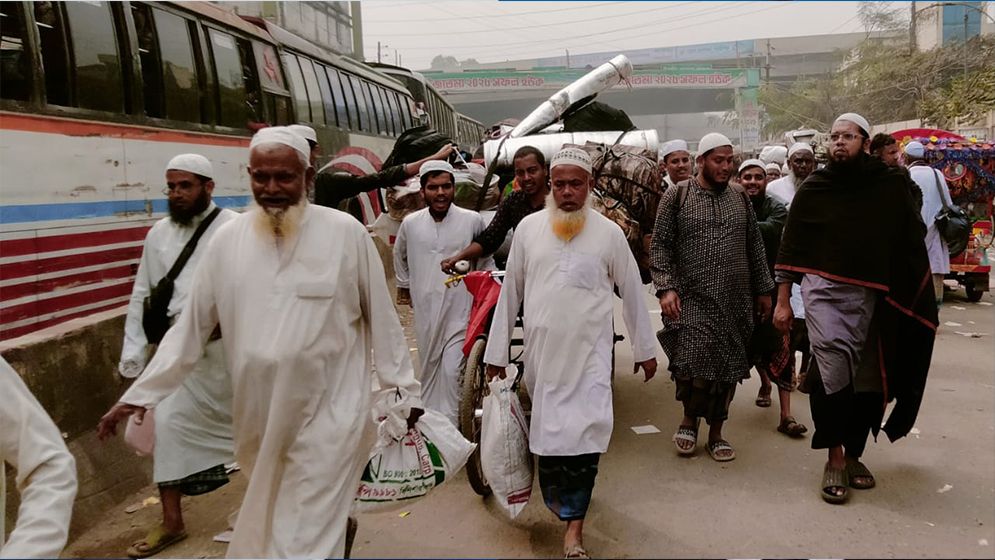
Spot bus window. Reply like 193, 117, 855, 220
282, 54, 309, 122
336, 70, 360, 130
131, 4, 162, 117
346, 74, 369, 132
0, 2, 31, 101
312, 62, 336, 127
324, 66, 350, 129
362, 81, 383, 135
398, 96, 412, 129
208, 29, 247, 128
385, 91, 402, 137
65, 1, 124, 112
236, 38, 263, 126
252, 41, 290, 126
373, 86, 391, 136
152, 8, 200, 122
33, 3, 68, 106
297, 56, 325, 126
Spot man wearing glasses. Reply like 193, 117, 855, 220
116, 154, 237, 558
773, 114, 937, 505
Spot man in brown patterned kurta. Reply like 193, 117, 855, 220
649, 133, 774, 462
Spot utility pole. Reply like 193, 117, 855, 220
764, 39, 772, 85
963, 11, 969, 83
566, 49, 570, 69
377, 41, 381, 63
909, 0, 917, 53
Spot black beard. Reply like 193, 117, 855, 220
169, 188, 211, 226
828, 151, 866, 175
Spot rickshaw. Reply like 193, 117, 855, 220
894, 130, 995, 301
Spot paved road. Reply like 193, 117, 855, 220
65, 286, 995, 558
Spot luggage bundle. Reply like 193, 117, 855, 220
565, 140, 662, 283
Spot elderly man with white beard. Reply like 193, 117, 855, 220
483, 147, 658, 560
98, 126, 423, 559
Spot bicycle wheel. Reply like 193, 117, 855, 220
459, 337, 491, 496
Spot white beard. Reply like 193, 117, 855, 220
546, 191, 590, 242
250, 197, 308, 243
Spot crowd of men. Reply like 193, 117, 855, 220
2, 112, 944, 559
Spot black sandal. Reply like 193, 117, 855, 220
846, 458, 876, 490
821, 463, 849, 504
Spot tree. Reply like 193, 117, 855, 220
857, 0, 909, 34
761, 34, 995, 135
430, 55, 460, 71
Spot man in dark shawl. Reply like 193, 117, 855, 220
773, 113, 938, 505
650, 133, 774, 463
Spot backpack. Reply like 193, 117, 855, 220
565, 137, 662, 283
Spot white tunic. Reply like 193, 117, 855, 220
1, 357, 77, 559
767, 174, 798, 207
484, 209, 657, 456
394, 206, 489, 424
909, 165, 954, 274
119, 203, 237, 483
119, 204, 422, 559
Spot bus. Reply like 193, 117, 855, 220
368, 62, 484, 151
0, 1, 415, 341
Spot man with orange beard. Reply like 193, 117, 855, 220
483, 147, 658, 559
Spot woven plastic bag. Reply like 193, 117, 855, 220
480, 367, 533, 518
355, 393, 475, 513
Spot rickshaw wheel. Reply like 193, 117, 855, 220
459, 337, 492, 497
966, 284, 984, 302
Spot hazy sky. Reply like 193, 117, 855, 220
360, 0, 873, 70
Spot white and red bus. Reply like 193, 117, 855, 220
0, 1, 416, 341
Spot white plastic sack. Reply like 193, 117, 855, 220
355, 402, 475, 513
123, 409, 155, 456
480, 367, 533, 518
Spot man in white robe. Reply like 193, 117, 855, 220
767, 142, 815, 207
483, 147, 658, 559
98, 127, 422, 559
394, 160, 489, 424
118, 153, 237, 558
905, 141, 954, 308
1, 357, 77, 558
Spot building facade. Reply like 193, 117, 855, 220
915, 1, 994, 50
223, 1, 357, 57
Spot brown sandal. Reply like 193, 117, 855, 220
846, 458, 876, 489
821, 463, 849, 504
755, 385, 772, 407
777, 416, 808, 437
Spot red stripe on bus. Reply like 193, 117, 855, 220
1, 281, 133, 324
1, 226, 150, 258
1, 300, 126, 341
337, 146, 383, 171
1, 246, 143, 280
1, 265, 135, 303
0, 112, 251, 147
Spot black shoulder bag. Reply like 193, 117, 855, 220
931, 169, 971, 257
142, 207, 221, 344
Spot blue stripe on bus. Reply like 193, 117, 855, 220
0, 196, 251, 224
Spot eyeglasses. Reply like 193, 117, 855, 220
829, 132, 862, 142
162, 184, 196, 196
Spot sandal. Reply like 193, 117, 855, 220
672, 420, 699, 456
777, 416, 808, 437
707, 439, 736, 462
845, 457, 876, 490
565, 544, 590, 559
755, 385, 772, 408
127, 526, 188, 558
821, 463, 849, 504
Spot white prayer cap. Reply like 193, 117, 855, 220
833, 112, 870, 136
738, 158, 766, 174
250, 126, 311, 161
765, 162, 782, 173
166, 153, 213, 179
697, 132, 733, 156
760, 145, 787, 165
550, 147, 593, 174
288, 124, 318, 146
787, 142, 814, 158
418, 159, 455, 179
659, 139, 689, 159
904, 141, 925, 158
